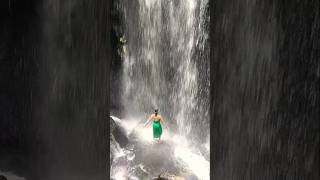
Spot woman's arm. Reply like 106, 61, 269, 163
144, 115, 153, 127
147, 114, 154, 121
160, 116, 165, 126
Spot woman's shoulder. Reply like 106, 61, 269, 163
151, 114, 162, 119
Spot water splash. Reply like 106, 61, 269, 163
110, 116, 210, 179
113, 0, 210, 179
119, 0, 209, 144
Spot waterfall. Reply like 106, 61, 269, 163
118, 0, 209, 144
111, 0, 210, 179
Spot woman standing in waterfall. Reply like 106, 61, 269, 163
145, 109, 164, 141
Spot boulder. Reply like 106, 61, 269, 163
110, 117, 129, 148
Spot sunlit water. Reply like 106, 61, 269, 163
112, 0, 209, 179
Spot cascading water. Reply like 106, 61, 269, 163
111, 0, 210, 179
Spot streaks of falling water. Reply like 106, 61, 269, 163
119, 0, 209, 144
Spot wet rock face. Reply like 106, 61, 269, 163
132, 141, 177, 174
1, 0, 110, 179
151, 176, 169, 180
211, 0, 319, 179
110, 122, 200, 179
110, 117, 129, 148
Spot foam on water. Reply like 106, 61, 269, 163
110, 116, 210, 179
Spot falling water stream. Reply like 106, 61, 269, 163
111, 0, 210, 179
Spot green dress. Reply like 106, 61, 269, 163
153, 119, 162, 139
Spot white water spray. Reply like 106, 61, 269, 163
112, 0, 210, 179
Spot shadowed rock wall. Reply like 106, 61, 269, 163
211, 0, 319, 179
0, 0, 111, 179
